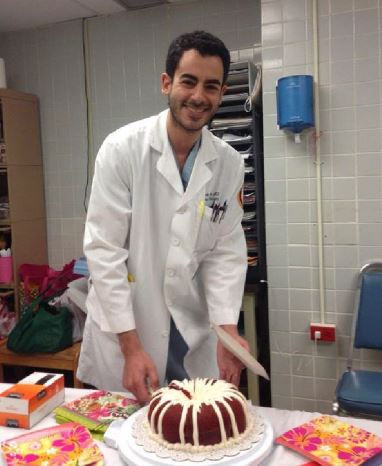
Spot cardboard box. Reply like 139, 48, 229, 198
0, 372, 65, 428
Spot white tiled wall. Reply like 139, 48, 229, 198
0, 0, 261, 269
87, 1, 261, 152
262, 0, 382, 412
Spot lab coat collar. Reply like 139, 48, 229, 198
151, 109, 219, 201
152, 110, 184, 195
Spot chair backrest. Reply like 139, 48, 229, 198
353, 263, 382, 350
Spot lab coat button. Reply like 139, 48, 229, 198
162, 330, 169, 337
167, 268, 175, 277
172, 238, 180, 246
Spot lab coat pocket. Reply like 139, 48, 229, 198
194, 206, 217, 253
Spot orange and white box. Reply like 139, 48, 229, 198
0, 372, 65, 429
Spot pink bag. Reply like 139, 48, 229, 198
19, 260, 81, 307
0, 257, 13, 283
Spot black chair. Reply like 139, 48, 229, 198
333, 262, 382, 417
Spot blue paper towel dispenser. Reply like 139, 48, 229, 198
276, 75, 314, 142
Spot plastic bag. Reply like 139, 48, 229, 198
51, 287, 86, 343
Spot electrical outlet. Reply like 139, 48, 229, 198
310, 323, 336, 342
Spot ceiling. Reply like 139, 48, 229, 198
0, 0, 185, 33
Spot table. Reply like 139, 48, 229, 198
0, 385, 381, 465
0, 341, 84, 388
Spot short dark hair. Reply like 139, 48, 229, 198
166, 30, 231, 85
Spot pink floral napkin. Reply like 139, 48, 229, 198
276, 415, 382, 466
1, 422, 104, 465
54, 390, 140, 441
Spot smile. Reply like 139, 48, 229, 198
184, 104, 209, 114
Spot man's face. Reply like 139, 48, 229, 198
161, 49, 226, 133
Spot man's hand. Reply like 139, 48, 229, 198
217, 324, 250, 388
118, 330, 159, 404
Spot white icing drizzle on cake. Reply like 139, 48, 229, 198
211, 400, 226, 443
192, 404, 199, 445
148, 378, 250, 451
179, 406, 188, 444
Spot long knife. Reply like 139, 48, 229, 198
212, 323, 270, 381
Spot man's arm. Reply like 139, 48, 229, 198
118, 330, 159, 403
84, 137, 136, 333
85, 136, 158, 398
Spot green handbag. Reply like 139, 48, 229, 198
7, 294, 73, 354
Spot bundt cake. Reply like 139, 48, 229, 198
147, 378, 251, 450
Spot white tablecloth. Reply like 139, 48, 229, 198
0, 385, 382, 465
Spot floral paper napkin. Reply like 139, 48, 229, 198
54, 390, 140, 441
1, 422, 104, 466
276, 415, 382, 466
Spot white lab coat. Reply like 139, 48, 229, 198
77, 109, 247, 390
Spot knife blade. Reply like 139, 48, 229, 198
212, 323, 270, 381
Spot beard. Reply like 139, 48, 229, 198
167, 95, 218, 133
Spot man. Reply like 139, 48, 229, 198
77, 31, 249, 403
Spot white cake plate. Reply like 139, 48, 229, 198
118, 409, 274, 466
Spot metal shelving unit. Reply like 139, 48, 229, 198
0, 89, 48, 319
210, 61, 271, 406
